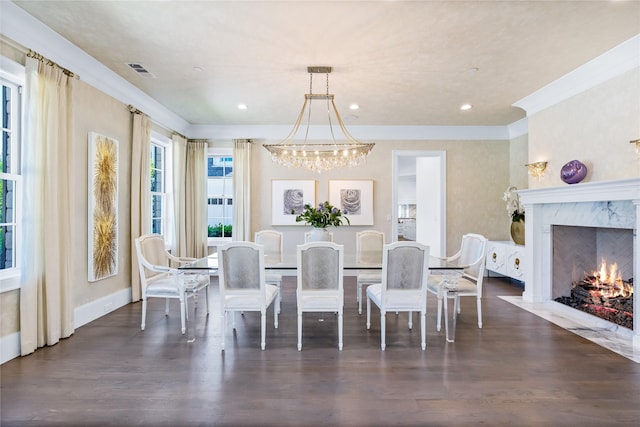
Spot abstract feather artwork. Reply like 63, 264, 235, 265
88, 132, 119, 282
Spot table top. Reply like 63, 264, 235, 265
180, 253, 465, 272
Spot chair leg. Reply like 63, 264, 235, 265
221, 311, 226, 350
477, 297, 483, 329
274, 300, 279, 329
366, 297, 371, 329
380, 312, 386, 351
421, 310, 426, 350
436, 296, 443, 332
277, 282, 281, 315
180, 298, 186, 334
408, 311, 413, 330
457, 294, 461, 314
443, 292, 449, 338
357, 281, 362, 314
261, 311, 266, 350
204, 287, 210, 314
338, 311, 343, 351
141, 299, 147, 330
165, 298, 170, 316
297, 313, 303, 351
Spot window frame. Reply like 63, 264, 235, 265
0, 56, 25, 293
149, 132, 173, 247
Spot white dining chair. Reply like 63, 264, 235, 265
218, 241, 280, 350
254, 229, 283, 314
296, 242, 344, 351
135, 234, 210, 334
426, 233, 488, 331
366, 241, 430, 350
355, 230, 384, 314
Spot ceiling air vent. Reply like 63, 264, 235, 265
126, 63, 156, 78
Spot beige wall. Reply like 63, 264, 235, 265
73, 81, 133, 307
528, 68, 640, 188
0, 290, 19, 336
251, 139, 513, 257
510, 133, 529, 190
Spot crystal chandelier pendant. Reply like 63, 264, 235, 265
263, 66, 374, 173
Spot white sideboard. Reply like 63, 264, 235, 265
485, 241, 525, 282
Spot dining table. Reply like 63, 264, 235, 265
180, 251, 467, 343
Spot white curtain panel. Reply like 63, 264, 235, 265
186, 141, 208, 258
129, 112, 151, 302
20, 56, 75, 355
233, 139, 252, 241
172, 134, 188, 257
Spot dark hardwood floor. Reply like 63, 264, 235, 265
2, 276, 640, 426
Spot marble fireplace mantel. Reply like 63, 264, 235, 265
516, 177, 640, 353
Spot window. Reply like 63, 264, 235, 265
149, 133, 172, 237
207, 153, 233, 239
1, 58, 24, 291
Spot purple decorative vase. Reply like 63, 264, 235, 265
560, 160, 587, 184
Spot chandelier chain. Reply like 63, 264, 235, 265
325, 72, 329, 96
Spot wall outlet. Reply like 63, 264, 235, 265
103, 302, 113, 313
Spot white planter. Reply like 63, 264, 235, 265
308, 228, 332, 242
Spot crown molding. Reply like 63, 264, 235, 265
513, 34, 640, 117
507, 117, 528, 139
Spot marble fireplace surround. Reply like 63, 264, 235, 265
509, 178, 640, 361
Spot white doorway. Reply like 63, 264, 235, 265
392, 151, 446, 257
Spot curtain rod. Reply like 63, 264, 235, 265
27, 49, 77, 78
127, 104, 187, 139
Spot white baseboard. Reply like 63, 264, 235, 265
1, 331, 20, 365
74, 287, 132, 328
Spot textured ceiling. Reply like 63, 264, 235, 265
11, 0, 640, 127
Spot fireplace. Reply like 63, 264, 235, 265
517, 178, 640, 354
552, 225, 634, 329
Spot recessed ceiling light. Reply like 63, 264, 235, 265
460, 103, 473, 111
237, 104, 247, 110
349, 103, 359, 110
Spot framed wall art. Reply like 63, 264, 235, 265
329, 179, 374, 226
271, 180, 316, 225
88, 132, 119, 282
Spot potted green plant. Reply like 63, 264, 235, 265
293, 201, 350, 241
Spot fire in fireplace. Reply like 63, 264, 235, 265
555, 260, 634, 329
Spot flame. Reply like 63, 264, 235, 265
582, 260, 633, 298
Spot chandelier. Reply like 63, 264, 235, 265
263, 66, 374, 173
